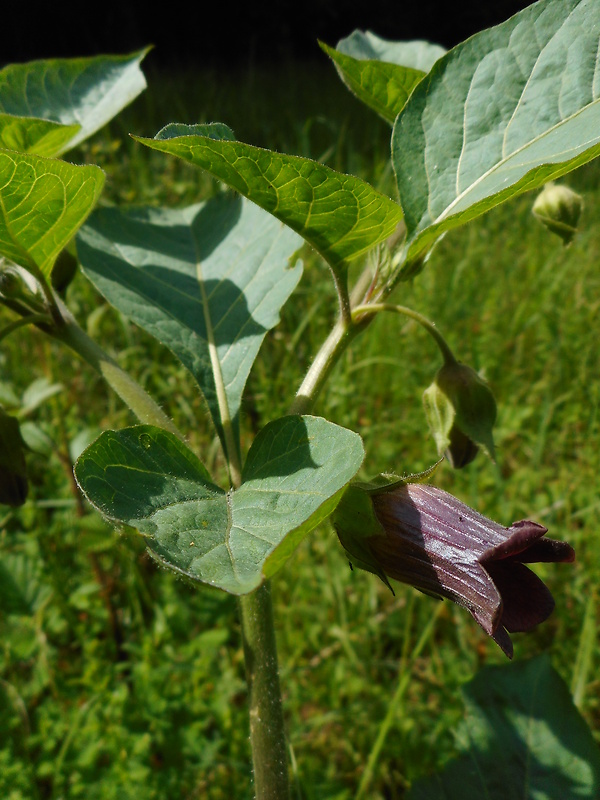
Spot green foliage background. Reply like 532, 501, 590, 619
1, 58, 598, 798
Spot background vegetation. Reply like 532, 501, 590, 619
1, 58, 598, 799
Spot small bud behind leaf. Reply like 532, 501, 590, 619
532, 182, 583, 245
423, 361, 496, 468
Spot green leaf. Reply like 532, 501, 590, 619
77, 195, 303, 457
133, 123, 403, 274
74, 417, 364, 594
0, 114, 80, 157
393, 0, 600, 263
0, 149, 104, 278
322, 32, 445, 123
408, 655, 600, 799
0, 50, 148, 156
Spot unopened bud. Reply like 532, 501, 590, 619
532, 182, 583, 245
423, 361, 496, 468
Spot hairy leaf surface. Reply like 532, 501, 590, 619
393, 0, 600, 262
77, 196, 303, 457
75, 418, 364, 594
134, 123, 403, 274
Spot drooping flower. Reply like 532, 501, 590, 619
333, 480, 575, 657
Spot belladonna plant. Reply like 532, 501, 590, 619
332, 477, 575, 658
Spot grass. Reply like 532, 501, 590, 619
1, 56, 599, 799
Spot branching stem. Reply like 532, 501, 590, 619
352, 302, 457, 366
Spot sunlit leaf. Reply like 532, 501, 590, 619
393, 0, 600, 263
322, 31, 445, 123
77, 195, 303, 458
0, 114, 80, 157
0, 149, 104, 278
75, 417, 365, 594
0, 50, 148, 156
133, 123, 403, 274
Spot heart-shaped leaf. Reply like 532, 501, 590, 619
0, 50, 148, 156
0, 149, 104, 278
133, 123, 403, 275
77, 195, 303, 458
393, 0, 600, 263
408, 655, 600, 799
74, 416, 365, 594
322, 32, 445, 123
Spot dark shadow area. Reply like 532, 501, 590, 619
242, 415, 321, 480
4, 2, 533, 69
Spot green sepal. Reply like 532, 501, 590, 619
423, 362, 496, 468
331, 484, 392, 591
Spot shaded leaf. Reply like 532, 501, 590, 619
77, 195, 303, 457
0, 149, 104, 278
393, 0, 600, 263
133, 123, 403, 274
0, 406, 28, 506
322, 32, 445, 123
408, 655, 600, 799
0, 50, 148, 156
75, 417, 364, 594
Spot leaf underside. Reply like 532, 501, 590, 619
0, 50, 148, 156
323, 31, 445, 123
77, 195, 303, 456
393, 0, 600, 261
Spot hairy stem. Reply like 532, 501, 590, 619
239, 582, 290, 800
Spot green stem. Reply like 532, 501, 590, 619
48, 303, 183, 440
352, 302, 457, 366
0, 313, 52, 343
289, 316, 366, 416
239, 582, 291, 800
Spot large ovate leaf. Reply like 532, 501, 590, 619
74, 417, 365, 594
0, 149, 104, 278
133, 123, 403, 274
77, 195, 303, 458
322, 32, 445, 123
393, 0, 600, 263
0, 50, 148, 156
408, 655, 600, 799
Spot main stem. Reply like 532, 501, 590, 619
238, 583, 290, 800
237, 280, 375, 798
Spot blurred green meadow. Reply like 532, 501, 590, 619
1, 57, 599, 799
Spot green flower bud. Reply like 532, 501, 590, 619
423, 361, 496, 468
532, 182, 583, 245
